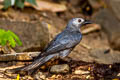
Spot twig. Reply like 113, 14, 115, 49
0, 52, 40, 61
81, 24, 101, 34
80, 43, 91, 50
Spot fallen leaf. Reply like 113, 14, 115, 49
112, 79, 119, 80
16, 74, 20, 80
81, 24, 101, 34
88, 67, 91, 71
74, 70, 90, 75
0, 4, 3, 9
25, 0, 67, 12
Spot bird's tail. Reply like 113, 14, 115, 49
7, 54, 56, 75
22, 54, 55, 71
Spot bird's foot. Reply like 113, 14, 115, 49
60, 57, 72, 62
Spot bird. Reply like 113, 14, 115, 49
8, 18, 92, 75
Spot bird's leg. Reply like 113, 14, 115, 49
60, 56, 72, 62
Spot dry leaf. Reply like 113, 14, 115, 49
25, 0, 67, 12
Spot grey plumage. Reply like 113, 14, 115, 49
11, 18, 92, 75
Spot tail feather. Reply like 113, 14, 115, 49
21, 57, 44, 71
9, 54, 56, 74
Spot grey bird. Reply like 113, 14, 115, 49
9, 18, 92, 75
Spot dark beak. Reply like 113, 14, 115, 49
82, 20, 92, 25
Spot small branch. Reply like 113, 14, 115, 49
82, 24, 101, 34
0, 52, 40, 61
80, 43, 91, 50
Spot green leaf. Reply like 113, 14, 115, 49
26, 0, 37, 5
8, 36, 16, 47
0, 29, 6, 46
3, 0, 36, 9
7, 30, 22, 46
0, 29, 22, 48
3, 0, 11, 9
15, 0, 25, 9
1, 38, 7, 46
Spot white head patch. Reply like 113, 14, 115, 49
72, 18, 85, 27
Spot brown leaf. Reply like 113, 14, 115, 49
25, 0, 67, 12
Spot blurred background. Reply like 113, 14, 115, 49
0, 0, 120, 80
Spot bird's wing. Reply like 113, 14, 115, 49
59, 48, 73, 58
42, 32, 82, 56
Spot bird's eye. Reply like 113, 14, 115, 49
78, 19, 81, 22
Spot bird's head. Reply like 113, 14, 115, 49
67, 18, 92, 31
